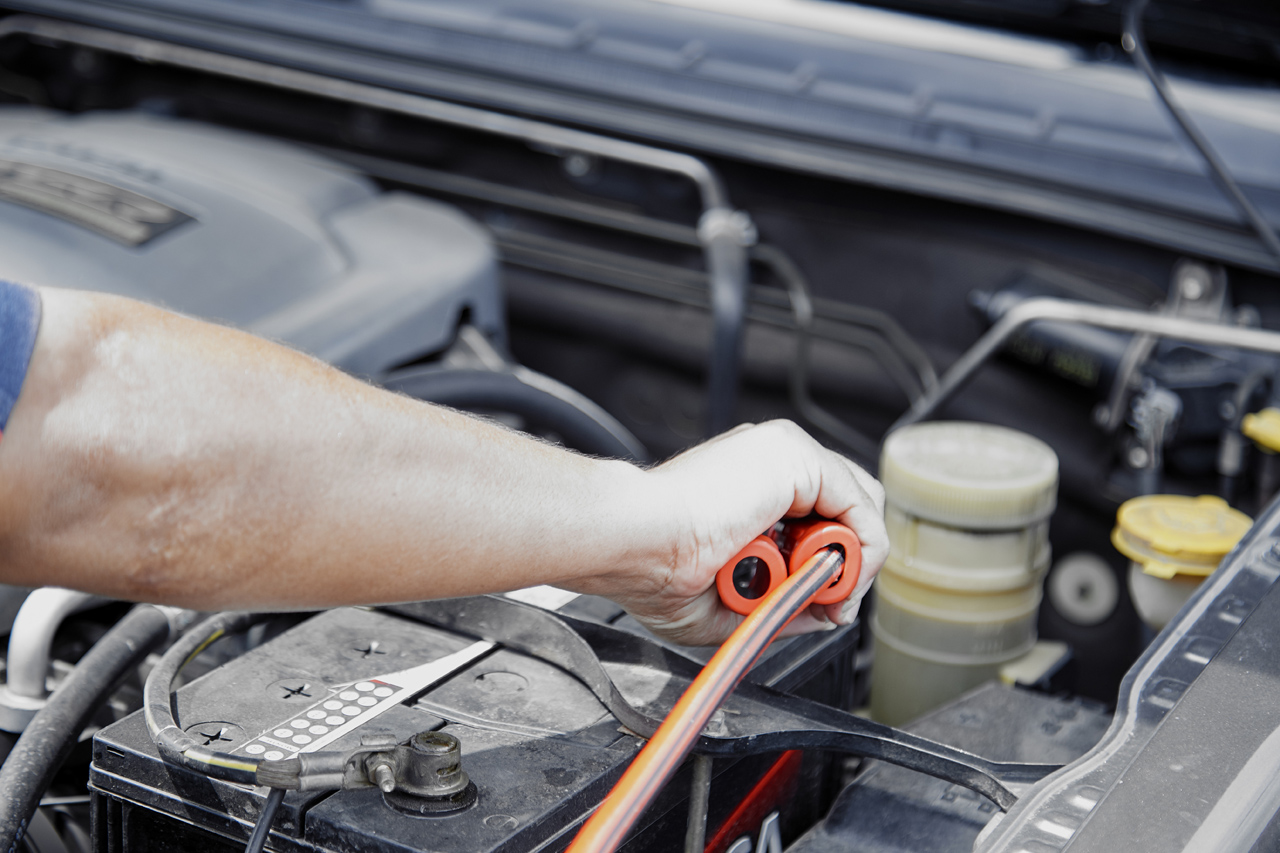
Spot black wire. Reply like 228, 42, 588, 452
381, 365, 649, 461
752, 243, 935, 400
309, 144, 938, 397
245, 787, 286, 853
494, 228, 927, 406
779, 259, 882, 463
144, 611, 274, 786
1123, 0, 1280, 269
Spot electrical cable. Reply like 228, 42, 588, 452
751, 244, 937, 395
0, 605, 174, 853
244, 787, 286, 853
1124, 0, 1280, 269
143, 611, 290, 788
565, 548, 847, 853
307, 144, 937, 399
776, 251, 883, 462
494, 227, 927, 406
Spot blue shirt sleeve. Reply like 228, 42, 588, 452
0, 281, 41, 438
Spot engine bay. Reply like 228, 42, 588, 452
0, 1, 1278, 851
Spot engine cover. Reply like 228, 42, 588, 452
0, 107, 503, 377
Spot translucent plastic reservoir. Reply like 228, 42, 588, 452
871, 422, 1058, 726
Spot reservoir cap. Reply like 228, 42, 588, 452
1112, 494, 1252, 579
880, 422, 1058, 529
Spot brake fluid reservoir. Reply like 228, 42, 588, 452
871, 422, 1058, 726
1112, 495, 1251, 631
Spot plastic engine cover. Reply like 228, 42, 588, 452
0, 107, 503, 377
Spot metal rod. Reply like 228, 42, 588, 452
683, 754, 713, 853
890, 297, 1280, 433
0, 14, 753, 437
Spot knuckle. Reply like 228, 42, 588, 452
763, 418, 798, 434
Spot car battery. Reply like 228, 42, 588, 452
89, 595, 857, 853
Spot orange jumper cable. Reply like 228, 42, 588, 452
567, 534, 859, 853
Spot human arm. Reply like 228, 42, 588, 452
0, 286, 887, 645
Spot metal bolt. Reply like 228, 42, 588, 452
372, 762, 396, 794
1179, 265, 1209, 301
1128, 446, 1151, 469
564, 153, 594, 179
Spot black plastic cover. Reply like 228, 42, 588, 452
977, 494, 1280, 852
788, 683, 1111, 853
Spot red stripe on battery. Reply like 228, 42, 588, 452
703, 750, 804, 853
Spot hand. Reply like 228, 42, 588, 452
587, 420, 888, 646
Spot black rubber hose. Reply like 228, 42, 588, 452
704, 222, 751, 437
383, 366, 649, 462
0, 605, 173, 853
779, 254, 881, 464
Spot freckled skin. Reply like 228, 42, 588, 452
0, 287, 888, 646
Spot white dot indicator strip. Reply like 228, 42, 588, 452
236, 640, 494, 758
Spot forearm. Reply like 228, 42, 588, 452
0, 288, 671, 610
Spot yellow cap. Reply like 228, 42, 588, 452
880, 422, 1058, 529
1111, 494, 1252, 580
1242, 408, 1280, 454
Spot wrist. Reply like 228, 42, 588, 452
559, 459, 682, 600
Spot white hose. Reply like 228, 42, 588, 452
6, 588, 104, 699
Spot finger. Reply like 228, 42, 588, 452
832, 585, 872, 626
808, 450, 887, 627
778, 609, 838, 637
840, 455, 886, 516
822, 477, 889, 582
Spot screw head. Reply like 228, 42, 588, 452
563, 153, 594, 179
1178, 265, 1211, 301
